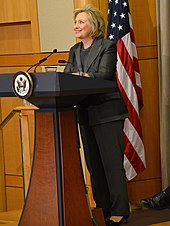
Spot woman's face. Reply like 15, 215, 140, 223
74, 12, 92, 40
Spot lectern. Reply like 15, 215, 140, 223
0, 72, 116, 226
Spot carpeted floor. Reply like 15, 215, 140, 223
126, 208, 170, 226
0, 208, 170, 226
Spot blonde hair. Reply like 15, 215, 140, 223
74, 5, 105, 39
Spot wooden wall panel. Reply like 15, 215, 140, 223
1, 98, 23, 175
0, 52, 68, 69
6, 187, 24, 211
0, 23, 33, 54
139, 59, 160, 180
0, 0, 30, 23
29, 0, 40, 52
0, 99, 6, 211
138, 46, 158, 60
6, 175, 23, 188
0, 0, 40, 55
128, 178, 161, 205
129, 0, 157, 46
0, 0, 40, 211
25, 113, 35, 162
3, 121, 22, 174
99, 0, 108, 31
74, 0, 99, 9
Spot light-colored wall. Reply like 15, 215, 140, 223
37, 0, 76, 52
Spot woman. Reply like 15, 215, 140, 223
64, 5, 130, 226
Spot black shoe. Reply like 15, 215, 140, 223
105, 216, 128, 226
140, 191, 170, 210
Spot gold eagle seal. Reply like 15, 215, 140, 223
13, 71, 33, 99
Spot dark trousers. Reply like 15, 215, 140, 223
80, 120, 130, 218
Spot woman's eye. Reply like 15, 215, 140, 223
75, 20, 84, 24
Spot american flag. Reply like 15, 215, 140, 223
107, 0, 146, 180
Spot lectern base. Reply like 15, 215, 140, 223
18, 109, 99, 226
92, 208, 106, 226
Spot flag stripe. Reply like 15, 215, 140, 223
107, 0, 146, 180
117, 37, 140, 94
117, 73, 143, 139
116, 54, 139, 115
124, 119, 146, 165
124, 133, 146, 175
124, 155, 137, 180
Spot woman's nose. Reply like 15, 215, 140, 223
74, 23, 79, 29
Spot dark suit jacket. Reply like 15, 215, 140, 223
64, 37, 128, 126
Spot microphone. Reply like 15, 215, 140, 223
58, 59, 68, 64
26, 49, 58, 72
58, 59, 73, 67
58, 60, 82, 76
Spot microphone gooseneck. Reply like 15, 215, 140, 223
26, 49, 58, 72
34, 49, 58, 72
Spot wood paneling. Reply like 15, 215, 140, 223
5, 175, 23, 188
0, 209, 21, 223
0, 0, 40, 55
138, 46, 158, 60
0, 23, 33, 54
139, 59, 160, 177
0, 0, 40, 211
0, 0, 40, 210
129, 0, 157, 46
74, 0, 99, 9
0, 99, 6, 211
99, 0, 108, 33
6, 178, 24, 212
128, 178, 161, 205
1, 98, 23, 175
0, 52, 69, 69
20, 107, 36, 195
29, 0, 40, 52
6, 187, 24, 211
0, 0, 30, 23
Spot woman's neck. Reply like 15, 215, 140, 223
82, 37, 94, 49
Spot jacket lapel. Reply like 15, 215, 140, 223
84, 38, 102, 72
74, 38, 103, 73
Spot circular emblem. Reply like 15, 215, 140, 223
13, 71, 33, 99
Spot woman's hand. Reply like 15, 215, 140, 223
72, 72, 90, 77
72, 72, 80, 76
83, 72, 90, 77
72, 71, 90, 77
